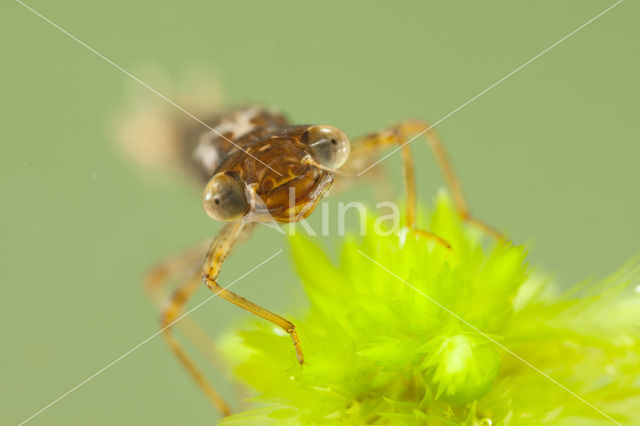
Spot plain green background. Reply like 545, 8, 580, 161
2, 1, 639, 425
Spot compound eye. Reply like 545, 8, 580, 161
303, 125, 351, 169
202, 173, 249, 221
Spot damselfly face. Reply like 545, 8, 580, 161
191, 108, 350, 223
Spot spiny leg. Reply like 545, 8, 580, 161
396, 120, 505, 241
145, 242, 222, 362
201, 220, 304, 364
204, 279, 304, 363
349, 121, 505, 242
147, 244, 256, 412
145, 240, 210, 304
158, 220, 303, 415
160, 268, 231, 417
157, 221, 255, 416
349, 128, 452, 249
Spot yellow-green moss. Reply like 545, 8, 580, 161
219, 193, 640, 425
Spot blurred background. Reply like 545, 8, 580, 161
2, 0, 639, 424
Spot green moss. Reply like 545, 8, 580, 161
219, 193, 640, 425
